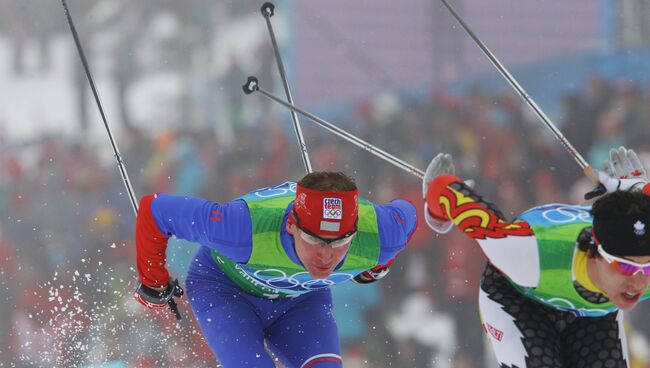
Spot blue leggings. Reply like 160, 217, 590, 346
186, 247, 342, 368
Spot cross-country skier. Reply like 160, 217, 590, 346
133, 171, 417, 367
424, 147, 650, 368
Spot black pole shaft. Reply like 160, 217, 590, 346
61, 0, 139, 215
254, 86, 424, 179
262, 5, 313, 174
62, 0, 184, 320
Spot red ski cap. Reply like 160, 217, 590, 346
292, 184, 358, 237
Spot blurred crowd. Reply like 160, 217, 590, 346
2, 72, 650, 367
2, 1, 650, 367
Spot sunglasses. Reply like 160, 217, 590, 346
292, 209, 356, 248
597, 245, 650, 276
298, 230, 356, 248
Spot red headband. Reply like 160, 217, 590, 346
292, 184, 358, 237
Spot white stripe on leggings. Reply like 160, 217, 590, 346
300, 353, 342, 368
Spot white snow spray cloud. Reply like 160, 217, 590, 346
8, 243, 215, 367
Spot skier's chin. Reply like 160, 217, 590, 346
307, 264, 333, 279
614, 292, 642, 310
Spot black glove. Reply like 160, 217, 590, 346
134, 278, 184, 320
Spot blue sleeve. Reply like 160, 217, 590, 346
150, 194, 253, 263
375, 199, 417, 265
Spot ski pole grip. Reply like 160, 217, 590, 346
584, 183, 607, 201
261, 2, 275, 17
583, 165, 599, 186
242, 76, 259, 95
582, 165, 607, 200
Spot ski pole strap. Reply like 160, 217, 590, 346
167, 298, 182, 321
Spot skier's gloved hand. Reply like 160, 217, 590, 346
585, 147, 649, 200
352, 258, 394, 284
423, 153, 475, 233
134, 278, 184, 320
352, 265, 390, 284
423, 153, 454, 233
607, 146, 648, 180
595, 170, 647, 193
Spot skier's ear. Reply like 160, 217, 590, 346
576, 227, 596, 255
286, 214, 297, 235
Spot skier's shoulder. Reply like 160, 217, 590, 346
517, 203, 592, 227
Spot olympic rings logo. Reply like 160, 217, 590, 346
324, 209, 342, 217
250, 268, 355, 290
538, 296, 610, 317
252, 182, 297, 198
540, 206, 591, 224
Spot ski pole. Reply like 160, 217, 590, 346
439, 0, 605, 197
60, 0, 138, 215
60, 0, 182, 320
243, 77, 425, 179
261, 2, 312, 174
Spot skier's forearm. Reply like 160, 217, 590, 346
136, 194, 170, 287
427, 175, 535, 244
427, 175, 511, 233
427, 176, 540, 287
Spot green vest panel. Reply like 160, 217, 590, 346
211, 182, 381, 298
